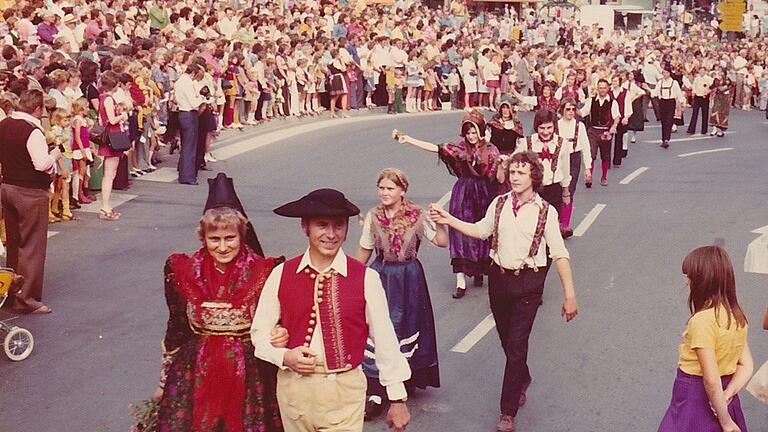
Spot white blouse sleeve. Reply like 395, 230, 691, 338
359, 211, 375, 250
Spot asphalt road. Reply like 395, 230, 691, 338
1, 108, 767, 432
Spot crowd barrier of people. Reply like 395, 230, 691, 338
0, 1, 767, 432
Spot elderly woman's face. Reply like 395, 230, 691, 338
205, 226, 241, 266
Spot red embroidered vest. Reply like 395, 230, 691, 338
278, 255, 369, 372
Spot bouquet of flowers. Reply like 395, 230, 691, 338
130, 398, 159, 432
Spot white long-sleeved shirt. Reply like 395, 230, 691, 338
11, 112, 55, 174
514, 133, 572, 188
557, 118, 591, 171
651, 78, 685, 102
579, 95, 621, 126
173, 73, 203, 112
475, 193, 570, 269
250, 248, 411, 401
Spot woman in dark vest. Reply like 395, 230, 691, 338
488, 97, 524, 156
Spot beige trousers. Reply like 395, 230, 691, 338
277, 366, 366, 432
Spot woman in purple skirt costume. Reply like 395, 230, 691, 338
393, 109, 500, 299
658, 245, 753, 432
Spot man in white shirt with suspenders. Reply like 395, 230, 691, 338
430, 151, 579, 432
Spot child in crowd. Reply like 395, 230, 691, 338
70, 98, 93, 205
48, 108, 77, 222
296, 57, 309, 116
658, 245, 752, 432
448, 65, 461, 110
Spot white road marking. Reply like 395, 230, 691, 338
136, 167, 179, 183
76, 193, 138, 213
450, 313, 496, 354
619, 167, 649, 185
745, 225, 768, 274
644, 133, 730, 144
677, 147, 733, 158
644, 124, 662, 128
215, 110, 455, 161
47, 231, 59, 238
573, 204, 607, 237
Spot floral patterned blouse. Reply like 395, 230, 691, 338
359, 199, 436, 263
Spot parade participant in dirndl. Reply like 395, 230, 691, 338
356, 168, 446, 420
393, 109, 501, 299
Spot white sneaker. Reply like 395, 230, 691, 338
204, 153, 218, 163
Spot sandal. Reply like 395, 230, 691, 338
99, 209, 120, 221
61, 213, 80, 221
48, 215, 61, 223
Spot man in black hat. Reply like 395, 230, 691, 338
250, 189, 411, 432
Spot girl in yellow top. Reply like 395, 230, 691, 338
659, 245, 753, 432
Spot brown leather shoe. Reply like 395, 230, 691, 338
496, 414, 516, 432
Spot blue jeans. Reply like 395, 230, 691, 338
177, 111, 199, 183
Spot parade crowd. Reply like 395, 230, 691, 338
1, 1, 768, 432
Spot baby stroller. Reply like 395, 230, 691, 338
0, 268, 34, 361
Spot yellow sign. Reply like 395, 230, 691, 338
718, 0, 746, 32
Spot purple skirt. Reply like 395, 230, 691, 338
448, 175, 496, 276
658, 369, 747, 432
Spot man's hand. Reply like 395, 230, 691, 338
282, 346, 317, 375
270, 326, 289, 348
561, 296, 579, 322
49, 147, 62, 160
386, 402, 411, 431
562, 193, 571, 205
621, 118, 629, 125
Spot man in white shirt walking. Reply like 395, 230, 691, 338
430, 151, 578, 432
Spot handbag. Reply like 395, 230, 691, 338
746, 360, 768, 404
90, 122, 108, 146
107, 130, 131, 152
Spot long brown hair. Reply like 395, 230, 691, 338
682, 245, 747, 329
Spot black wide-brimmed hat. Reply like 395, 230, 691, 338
204, 173, 264, 256
273, 188, 360, 218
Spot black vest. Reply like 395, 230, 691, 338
590, 97, 613, 129
0, 117, 52, 190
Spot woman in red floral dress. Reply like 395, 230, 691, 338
154, 175, 284, 432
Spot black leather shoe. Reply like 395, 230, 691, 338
452, 287, 466, 299
180, 181, 199, 185
660, 141, 670, 149
473, 274, 483, 287
364, 400, 383, 421
561, 227, 574, 238
585, 181, 592, 189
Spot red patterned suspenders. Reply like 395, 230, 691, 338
491, 195, 551, 275
526, 135, 564, 174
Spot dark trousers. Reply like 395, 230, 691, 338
177, 110, 199, 183
687, 95, 710, 134
659, 98, 676, 142
568, 151, 582, 197
349, 78, 361, 109
645, 93, 660, 121
539, 183, 563, 212
1, 184, 50, 312
488, 263, 548, 417
587, 127, 612, 162
613, 125, 627, 165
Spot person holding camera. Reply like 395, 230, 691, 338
0, 89, 62, 314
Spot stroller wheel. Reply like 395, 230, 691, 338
4, 327, 34, 361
